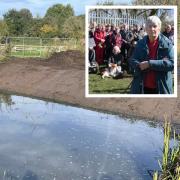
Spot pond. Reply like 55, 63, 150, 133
0, 93, 166, 180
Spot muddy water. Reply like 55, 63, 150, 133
0, 94, 164, 180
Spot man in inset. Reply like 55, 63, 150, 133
129, 16, 174, 94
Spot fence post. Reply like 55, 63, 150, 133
74, 39, 77, 50
23, 37, 25, 57
40, 38, 42, 57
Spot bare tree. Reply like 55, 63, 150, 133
132, 0, 179, 33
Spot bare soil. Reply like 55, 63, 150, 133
0, 50, 179, 124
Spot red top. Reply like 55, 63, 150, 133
94, 28, 106, 46
144, 38, 159, 89
111, 33, 122, 48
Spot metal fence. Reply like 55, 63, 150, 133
89, 9, 145, 27
0, 37, 78, 58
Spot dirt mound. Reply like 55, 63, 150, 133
7, 50, 85, 70
6, 50, 85, 70
45, 50, 85, 69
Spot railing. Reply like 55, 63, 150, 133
10, 45, 69, 57
89, 9, 145, 27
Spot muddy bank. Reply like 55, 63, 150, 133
0, 50, 179, 124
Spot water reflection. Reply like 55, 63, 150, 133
0, 93, 14, 107
0, 94, 164, 180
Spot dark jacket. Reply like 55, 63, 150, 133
108, 53, 124, 66
129, 33, 174, 94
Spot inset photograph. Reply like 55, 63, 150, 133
86, 6, 177, 97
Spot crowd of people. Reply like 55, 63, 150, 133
88, 16, 175, 94
88, 21, 174, 72
89, 22, 146, 69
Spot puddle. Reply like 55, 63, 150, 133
0, 94, 167, 180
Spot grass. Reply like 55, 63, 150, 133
89, 73, 132, 94
10, 50, 41, 57
0, 45, 10, 62
153, 120, 180, 180
0, 55, 7, 62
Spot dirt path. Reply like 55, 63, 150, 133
0, 50, 179, 124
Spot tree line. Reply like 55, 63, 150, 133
0, 0, 178, 39
0, 4, 85, 39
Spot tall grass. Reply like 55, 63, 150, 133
162, 121, 171, 172
0, 44, 10, 62
153, 120, 180, 180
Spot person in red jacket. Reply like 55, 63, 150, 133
111, 27, 123, 49
94, 24, 106, 65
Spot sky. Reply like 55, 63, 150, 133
0, 0, 132, 18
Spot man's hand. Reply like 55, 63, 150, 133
139, 61, 150, 71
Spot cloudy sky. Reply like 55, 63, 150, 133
0, 0, 132, 18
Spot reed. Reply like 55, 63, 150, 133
162, 121, 171, 172
153, 171, 158, 180
153, 120, 180, 180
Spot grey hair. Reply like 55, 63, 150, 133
145, 16, 162, 29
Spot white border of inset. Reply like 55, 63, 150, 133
85, 5, 178, 98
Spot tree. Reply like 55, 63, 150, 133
3, 9, 21, 36
132, 0, 179, 33
62, 15, 85, 39
44, 4, 74, 37
3, 8, 33, 36
19, 8, 33, 36
40, 24, 58, 38
0, 20, 8, 36
28, 18, 43, 37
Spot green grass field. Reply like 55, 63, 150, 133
89, 73, 133, 94
10, 50, 41, 57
